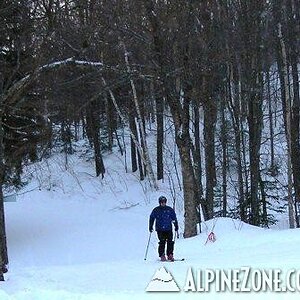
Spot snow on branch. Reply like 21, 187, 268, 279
2, 56, 154, 107
3, 57, 104, 105
40, 57, 103, 70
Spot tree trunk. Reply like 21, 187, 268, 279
129, 99, 138, 173
227, 63, 246, 221
105, 91, 114, 152
145, 0, 199, 235
266, 69, 276, 174
0, 106, 8, 281
290, 59, 300, 228
259, 174, 268, 227
203, 101, 217, 219
248, 88, 263, 226
221, 94, 228, 217
156, 95, 164, 180
122, 42, 158, 190
167, 89, 199, 237
176, 137, 198, 238
86, 105, 105, 178
192, 101, 204, 223
278, 23, 295, 228
170, 91, 199, 238
136, 118, 145, 181
102, 77, 155, 185
287, 0, 300, 227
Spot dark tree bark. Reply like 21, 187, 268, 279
287, 0, 300, 227
266, 69, 276, 174
156, 95, 164, 180
274, 0, 296, 228
227, 62, 246, 221
105, 91, 115, 152
248, 88, 263, 226
221, 93, 228, 217
239, 1, 264, 225
203, 100, 217, 219
259, 174, 268, 227
0, 109, 8, 281
128, 98, 138, 173
86, 104, 105, 178
192, 100, 204, 223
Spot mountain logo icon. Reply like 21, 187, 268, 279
146, 266, 181, 292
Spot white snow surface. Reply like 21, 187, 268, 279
1, 148, 300, 300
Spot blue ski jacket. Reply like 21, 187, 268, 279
149, 205, 178, 232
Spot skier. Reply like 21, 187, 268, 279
149, 196, 179, 261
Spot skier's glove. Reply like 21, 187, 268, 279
149, 228, 153, 233
175, 226, 179, 232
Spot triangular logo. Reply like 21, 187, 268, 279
146, 266, 181, 292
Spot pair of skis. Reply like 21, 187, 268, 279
160, 258, 185, 262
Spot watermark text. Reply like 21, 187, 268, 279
184, 267, 300, 292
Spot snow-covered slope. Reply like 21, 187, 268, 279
1, 149, 300, 300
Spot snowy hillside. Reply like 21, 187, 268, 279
1, 146, 300, 300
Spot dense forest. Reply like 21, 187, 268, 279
0, 0, 299, 280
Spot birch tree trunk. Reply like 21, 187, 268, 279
102, 77, 155, 188
121, 42, 158, 190
128, 98, 138, 173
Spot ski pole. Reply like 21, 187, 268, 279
174, 231, 179, 243
144, 231, 152, 261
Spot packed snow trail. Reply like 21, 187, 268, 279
3, 194, 300, 300
1, 154, 300, 299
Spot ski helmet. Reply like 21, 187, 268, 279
158, 196, 167, 204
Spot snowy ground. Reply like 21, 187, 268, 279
1, 149, 300, 300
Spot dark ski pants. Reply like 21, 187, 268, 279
157, 230, 174, 257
